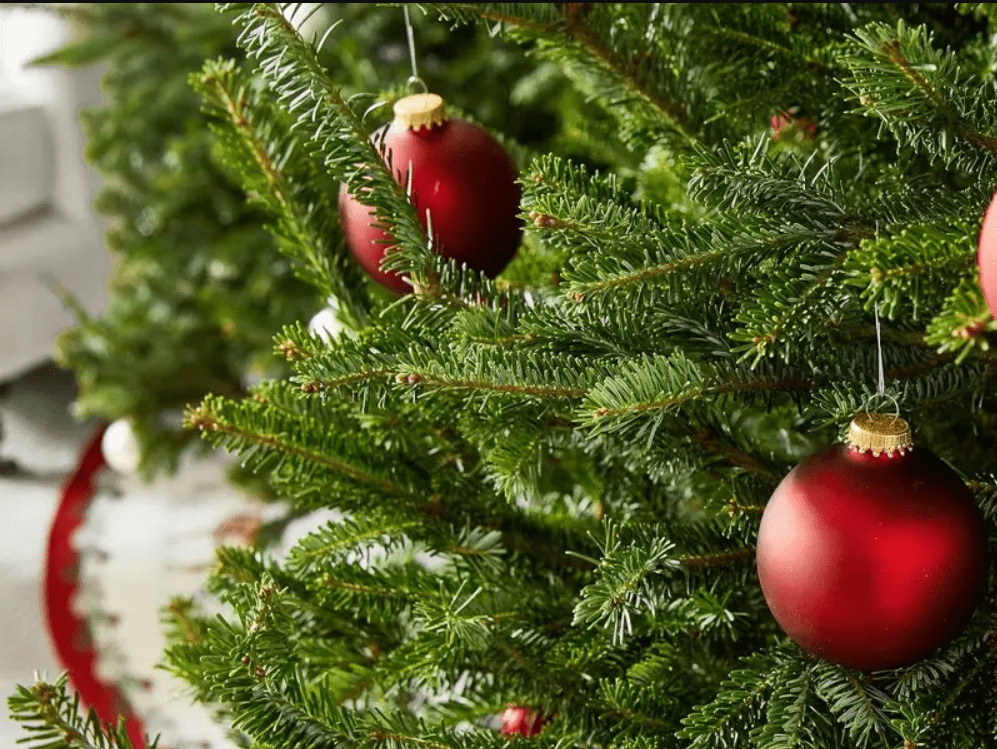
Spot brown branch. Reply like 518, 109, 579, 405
869, 253, 975, 284
187, 404, 413, 497
681, 546, 755, 569
469, 333, 537, 346
726, 497, 765, 517
577, 252, 725, 296
408, 372, 588, 399
591, 376, 812, 420
311, 368, 395, 391
367, 731, 453, 749
697, 429, 782, 480
325, 578, 402, 598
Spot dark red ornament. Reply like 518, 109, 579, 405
770, 110, 816, 142
756, 413, 988, 671
978, 186, 997, 318
500, 705, 547, 736
339, 93, 521, 294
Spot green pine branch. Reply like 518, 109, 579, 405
845, 220, 979, 320
677, 649, 798, 749
189, 389, 600, 575
571, 521, 756, 645
911, 649, 997, 743
423, 3, 698, 149
578, 354, 811, 441
595, 678, 684, 740
219, 2, 436, 293
7, 675, 151, 749
841, 20, 997, 171
812, 663, 897, 748
397, 347, 602, 405
810, 359, 993, 426
186, 393, 424, 501
192, 57, 374, 325
686, 139, 854, 224
751, 662, 826, 749
730, 251, 850, 364
923, 277, 995, 363
288, 331, 405, 402
523, 155, 777, 301
518, 297, 733, 361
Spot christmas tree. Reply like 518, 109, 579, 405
11, 3, 997, 748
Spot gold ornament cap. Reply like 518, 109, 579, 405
392, 93, 447, 131
846, 412, 913, 456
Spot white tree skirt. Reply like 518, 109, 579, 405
74, 453, 337, 748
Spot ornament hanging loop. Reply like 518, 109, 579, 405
874, 304, 886, 397
861, 391, 901, 420
405, 75, 428, 95
401, 5, 427, 96
858, 300, 901, 417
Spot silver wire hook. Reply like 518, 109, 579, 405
874, 303, 885, 398
862, 391, 901, 420
402, 5, 426, 94
405, 76, 428, 94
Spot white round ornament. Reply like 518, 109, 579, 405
308, 305, 343, 343
101, 418, 142, 474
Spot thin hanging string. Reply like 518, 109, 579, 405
867, 303, 900, 418
875, 304, 885, 397
403, 6, 427, 93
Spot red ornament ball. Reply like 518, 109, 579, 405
756, 413, 988, 671
500, 705, 548, 736
978, 186, 997, 318
339, 93, 522, 294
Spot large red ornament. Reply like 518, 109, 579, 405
339, 93, 522, 294
500, 705, 548, 736
978, 187, 997, 317
756, 413, 988, 671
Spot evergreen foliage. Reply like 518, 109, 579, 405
12, 2, 997, 748
8, 674, 150, 749
30, 3, 322, 474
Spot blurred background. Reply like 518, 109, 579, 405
1, 7, 108, 741
0, 7, 240, 745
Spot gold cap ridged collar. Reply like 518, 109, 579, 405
392, 93, 447, 131
846, 412, 913, 456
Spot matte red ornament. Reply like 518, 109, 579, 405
978, 186, 997, 318
500, 705, 548, 736
339, 93, 522, 294
756, 413, 988, 671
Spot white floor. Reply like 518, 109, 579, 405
0, 479, 68, 740
1, 362, 97, 745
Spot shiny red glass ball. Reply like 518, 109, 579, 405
339, 117, 521, 294
756, 444, 988, 671
979, 187, 997, 318
500, 705, 547, 736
